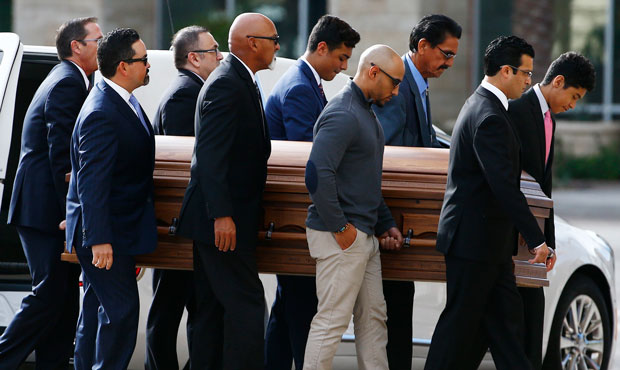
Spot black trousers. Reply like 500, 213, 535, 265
424, 257, 532, 370
190, 241, 264, 370
264, 275, 317, 370
383, 280, 415, 370
0, 226, 80, 370
145, 269, 196, 370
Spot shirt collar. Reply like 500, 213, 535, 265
349, 79, 373, 108
300, 57, 321, 86
187, 70, 205, 83
102, 76, 133, 105
406, 53, 428, 96
480, 79, 509, 111
532, 83, 549, 117
231, 53, 256, 83
68, 60, 89, 89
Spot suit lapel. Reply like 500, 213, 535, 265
61, 60, 89, 92
178, 68, 204, 87
403, 55, 430, 146
298, 59, 326, 109
524, 89, 547, 167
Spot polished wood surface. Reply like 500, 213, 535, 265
62, 136, 552, 287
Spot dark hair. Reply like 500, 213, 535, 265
55, 17, 98, 60
307, 15, 360, 52
171, 25, 210, 69
409, 14, 462, 52
97, 28, 141, 78
542, 52, 596, 92
483, 36, 535, 77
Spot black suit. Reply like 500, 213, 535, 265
424, 86, 545, 370
153, 69, 203, 136
177, 54, 270, 370
0, 61, 85, 369
146, 69, 202, 370
508, 87, 556, 369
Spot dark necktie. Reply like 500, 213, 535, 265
254, 81, 266, 137
318, 82, 328, 105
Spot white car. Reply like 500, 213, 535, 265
0, 33, 615, 370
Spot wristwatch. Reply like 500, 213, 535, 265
335, 223, 350, 234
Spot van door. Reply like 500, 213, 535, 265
0, 33, 23, 211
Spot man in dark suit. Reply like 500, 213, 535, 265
1, 17, 101, 370
263, 15, 359, 370
176, 13, 279, 370
507, 52, 595, 369
372, 14, 461, 369
65, 28, 156, 370
146, 25, 222, 370
424, 36, 555, 370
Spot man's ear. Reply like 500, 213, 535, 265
552, 75, 565, 89
316, 41, 329, 56
70, 40, 82, 56
247, 37, 258, 52
417, 38, 429, 55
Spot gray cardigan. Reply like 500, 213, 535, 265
305, 80, 396, 236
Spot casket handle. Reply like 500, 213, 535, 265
403, 228, 414, 248
169, 217, 179, 236
266, 222, 275, 240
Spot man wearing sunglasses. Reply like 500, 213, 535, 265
146, 25, 223, 370
1, 17, 102, 369
66, 28, 156, 369
371, 14, 461, 370
303, 45, 404, 370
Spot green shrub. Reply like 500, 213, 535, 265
554, 144, 620, 180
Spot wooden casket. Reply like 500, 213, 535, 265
63, 136, 551, 287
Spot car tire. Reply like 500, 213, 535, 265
543, 275, 611, 370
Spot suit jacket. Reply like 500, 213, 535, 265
373, 54, 440, 147
265, 59, 327, 141
8, 60, 88, 233
153, 69, 203, 136
436, 86, 545, 263
509, 88, 556, 249
65, 80, 157, 255
176, 54, 271, 251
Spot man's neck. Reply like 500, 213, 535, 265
304, 52, 321, 73
539, 83, 553, 103
352, 76, 371, 101
409, 51, 429, 79
483, 76, 510, 98
109, 77, 135, 94
65, 56, 91, 76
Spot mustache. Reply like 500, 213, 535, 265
439, 65, 450, 70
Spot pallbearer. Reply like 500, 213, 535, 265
303, 45, 404, 370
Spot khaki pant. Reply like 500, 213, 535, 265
303, 227, 388, 370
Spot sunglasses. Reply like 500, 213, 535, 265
246, 35, 280, 45
121, 55, 148, 66
186, 48, 220, 57
370, 62, 401, 88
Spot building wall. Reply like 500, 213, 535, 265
12, 0, 157, 49
328, 0, 474, 130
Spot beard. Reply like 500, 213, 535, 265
268, 57, 277, 70
142, 70, 150, 86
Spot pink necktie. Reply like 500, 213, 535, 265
544, 110, 553, 164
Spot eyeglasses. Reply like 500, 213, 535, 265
186, 48, 220, 58
437, 46, 456, 59
246, 35, 280, 45
505, 65, 533, 78
121, 55, 148, 66
76, 37, 102, 44
370, 62, 401, 88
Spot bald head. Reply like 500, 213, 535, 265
228, 13, 279, 73
354, 44, 405, 107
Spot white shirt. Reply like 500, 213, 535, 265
480, 79, 508, 111
300, 57, 321, 86
533, 83, 549, 118
231, 53, 256, 84
68, 60, 89, 90
102, 77, 139, 116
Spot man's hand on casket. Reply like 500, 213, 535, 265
545, 248, 557, 272
379, 227, 404, 251
528, 242, 550, 266
214, 216, 236, 252
92, 243, 113, 270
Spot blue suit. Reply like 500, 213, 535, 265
373, 54, 440, 147
66, 80, 157, 370
1, 60, 85, 369
264, 59, 324, 370
372, 54, 442, 370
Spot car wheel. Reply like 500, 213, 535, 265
543, 276, 611, 370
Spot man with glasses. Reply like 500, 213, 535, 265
65, 28, 156, 369
371, 14, 461, 370
424, 36, 554, 370
263, 15, 360, 370
146, 25, 222, 370
175, 13, 278, 369
303, 45, 404, 370
1, 17, 102, 369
